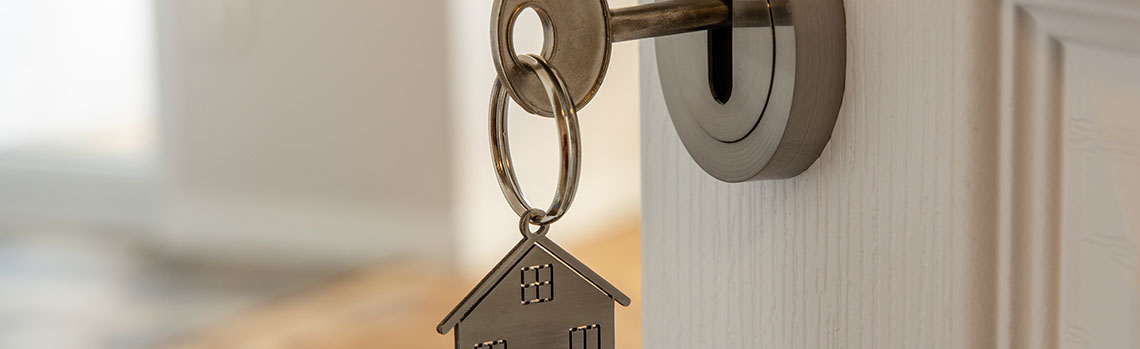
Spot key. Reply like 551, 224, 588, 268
491, 0, 736, 117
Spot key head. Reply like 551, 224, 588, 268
492, 0, 611, 117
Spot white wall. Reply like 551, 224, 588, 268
155, 0, 454, 267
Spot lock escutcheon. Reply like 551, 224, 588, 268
658, 0, 846, 181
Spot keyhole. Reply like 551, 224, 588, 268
707, 0, 733, 104
511, 7, 554, 58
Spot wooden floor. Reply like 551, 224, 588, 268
167, 220, 641, 348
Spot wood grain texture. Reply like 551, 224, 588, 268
1001, 1, 1140, 347
640, 0, 1002, 347
644, 0, 1140, 347
1058, 46, 1140, 349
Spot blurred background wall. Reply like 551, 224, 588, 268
0, 0, 639, 347
158, 0, 640, 270
155, 0, 456, 268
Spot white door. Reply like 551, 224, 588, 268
641, 0, 1140, 347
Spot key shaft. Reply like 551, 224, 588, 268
609, 0, 731, 42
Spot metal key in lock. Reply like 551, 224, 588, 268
492, 0, 745, 117
493, 0, 846, 182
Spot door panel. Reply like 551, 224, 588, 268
1060, 47, 1140, 346
641, 0, 999, 347
1005, 1, 1140, 347
642, 0, 1140, 347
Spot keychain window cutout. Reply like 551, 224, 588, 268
521, 264, 554, 304
474, 339, 507, 349
569, 324, 600, 349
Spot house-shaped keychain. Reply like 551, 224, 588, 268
436, 226, 630, 349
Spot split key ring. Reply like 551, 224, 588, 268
489, 54, 581, 226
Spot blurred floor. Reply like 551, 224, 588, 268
164, 219, 641, 349
0, 228, 323, 349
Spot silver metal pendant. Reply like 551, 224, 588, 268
441, 58, 629, 347
436, 226, 630, 349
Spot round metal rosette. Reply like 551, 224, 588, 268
656, 0, 846, 182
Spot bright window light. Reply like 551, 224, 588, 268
0, 0, 154, 169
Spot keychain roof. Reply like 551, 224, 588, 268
436, 227, 631, 334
